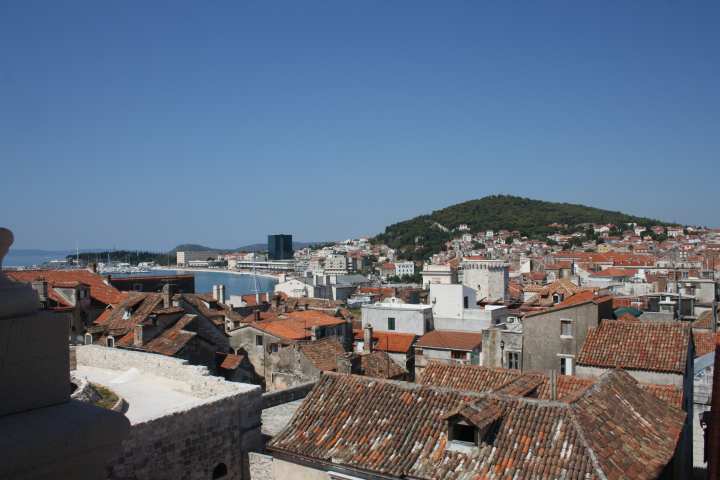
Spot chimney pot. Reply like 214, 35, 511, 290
549, 370, 558, 401
162, 283, 172, 309
363, 324, 373, 353
133, 324, 143, 347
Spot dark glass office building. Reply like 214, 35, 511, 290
268, 234, 293, 260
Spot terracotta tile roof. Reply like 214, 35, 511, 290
523, 279, 586, 307
693, 308, 718, 329
416, 330, 483, 351
590, 267, 638, 278
7, 269, 125, 305
109, 293, 163, 339
555, 289, 598, 307
298, 338, 346, 372
617, 312, 641, 322
419, 362, 520, 392
524, 293, 613, 317
252, 311, 345, 341
639, 383, 684, 409
578, 320, 690, 374
553, 252, 656, 267
353, 330, 416, 353
144, 314, 197, 356
269, 370, 684, 479
180, 293, 227, 326
571, 371, 685, 478
544, 261, 573, 270
535, 375, 595, 402
94, 308, 113, 326
238, 292, 271, 306
694, 330, 716, 358
219, 352, 244, 370
420, 362, 681, 408
359, 351, 406, 379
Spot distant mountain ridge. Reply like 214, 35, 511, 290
373, 195, 676, 261
170, 241, 319, 253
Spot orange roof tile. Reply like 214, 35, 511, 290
578, 320, 690, 374
416, 330, 483, 351
7, 269, 125, 305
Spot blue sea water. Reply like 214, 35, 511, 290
4, 250, 72, 267
114, 269, 277, 296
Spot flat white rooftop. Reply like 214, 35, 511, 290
76, 365, 204, 424
363, 303, 432, 310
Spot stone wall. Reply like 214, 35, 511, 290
76, 345, 239, 398
108, 392, 262, 480
262, 381, 316, 409
76, 346, 262, 480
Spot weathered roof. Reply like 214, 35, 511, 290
694, 330, 716, 358
252, 311, 345, 341
577, 320, 690, 374
419, 362, 519, 393
269, 370, 684, 479
219, 352, 244, 370
144, 314, 197, 356
7, 269, 125, 305
359, 351, 406, 379
416, 330, 483, 351
419, 362, 682, 408
693, 307, 718, 330
353, 329, 416, 353
298, 338, 346, 372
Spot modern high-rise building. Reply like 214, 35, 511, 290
268, 234, 293, 260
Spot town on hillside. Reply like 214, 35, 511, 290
3, 216, 720, 480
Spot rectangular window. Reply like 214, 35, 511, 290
463, 296, 469, 309
388, 317, 396, 330
560, 356, 574, 375
507, 352, 520, 370
270, 343, 278, 353
560, 320, 573, 338
415, 348, 423, 356
255, 335, 264, 346
451, 350, 467, 360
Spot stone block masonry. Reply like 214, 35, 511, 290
76, 346, 263, 480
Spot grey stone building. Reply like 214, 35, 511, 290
522, 294, 614, 375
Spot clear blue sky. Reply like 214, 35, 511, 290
2, 1, 718, 250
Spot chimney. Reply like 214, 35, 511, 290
549, 370, 558, 401
88, 262, 98, 274
212, 285, 219, 301
256, 292, 260, 304
254, 310, 261, 322
218, 284, 225, 304
31, 280, 48, 306
162, 283, 172, 309
133, 324, 143, 347
310, 325, 318, 341
363, 324, 373, 353
336, 353, 361, 374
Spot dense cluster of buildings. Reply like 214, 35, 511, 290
4, 222, 720, 479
